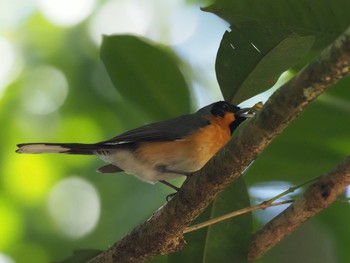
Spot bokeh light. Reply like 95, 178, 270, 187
148, 0, 199, 45
167, 4, 198, 45
0, 253, 15, 263
20, 65, 68, 115
37, 0, 96, 27
0, 37, 16, 97
89, 0, 153, 45
0, 0, 35, 29
47, 177, 100, 239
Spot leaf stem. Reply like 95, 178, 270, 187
266, 176, 319, 203
183, 200, 293, 234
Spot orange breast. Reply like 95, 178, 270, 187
135, 112, 235, 172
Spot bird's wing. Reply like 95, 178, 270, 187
98, 113, 210, 145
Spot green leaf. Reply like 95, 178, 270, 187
167, 203, 214, 263
100, 35, 191, 119
204, 0, 350, 48
169, 177, 252, 263
216, 23, 314, 103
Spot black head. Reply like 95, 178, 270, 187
210, 101, 240, 117
208, 101, 251, 133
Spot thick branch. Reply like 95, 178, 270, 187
88, 26, 350, 263
248, 156, 350, 262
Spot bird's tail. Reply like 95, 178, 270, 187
16, 143, 99, 155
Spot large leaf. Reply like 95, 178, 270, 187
204, 0, 350, 48
100, 35, 191, 119
216, 23, 314, 103
168, 177, 252, 263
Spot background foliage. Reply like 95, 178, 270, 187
0, 0, 350, 262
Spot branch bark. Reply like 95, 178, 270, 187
88, 26, 350, 263
248, 156, 350, 262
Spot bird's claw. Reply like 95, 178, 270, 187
166, 192, 177, 201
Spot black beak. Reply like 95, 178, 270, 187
235, 108, 254, 118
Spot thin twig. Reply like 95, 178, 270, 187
184, 176, 318, 234
266, 176, 319, 203
183, 200, 293, 234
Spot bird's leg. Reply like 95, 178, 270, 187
159, 180, 180, 191
157, 165, 194, 177
183, 171, 194, 177
157, 166, 196, 201
159, 180, 180, 201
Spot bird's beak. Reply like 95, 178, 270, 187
235, 108, 254, 118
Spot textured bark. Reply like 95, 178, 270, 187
248, 156, 350, 262
88, 26, 350, 263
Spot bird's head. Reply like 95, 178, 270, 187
201, 101, 253, 133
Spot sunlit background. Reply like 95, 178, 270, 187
1, 0, 346, 262
0, 0, 232, 262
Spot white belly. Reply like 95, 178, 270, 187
96, 149, 183, 182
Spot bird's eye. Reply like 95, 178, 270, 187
222, 103, 230, 110
211, 101, 232, 117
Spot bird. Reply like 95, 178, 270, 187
16, 101, 252, 191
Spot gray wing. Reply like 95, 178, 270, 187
98, 112, 210, 145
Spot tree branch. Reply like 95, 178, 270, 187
88, 26, 350, 263
248, 156, 350, 262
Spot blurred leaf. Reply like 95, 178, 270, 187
54, 249, 102, 263
317, 202, 350, 263
216, 23, 314, 103
100, 35, 191, 119
147, 254, 168, 263
204, 0, 350, 48
169, 177, 252, 262
261, 220, 339, 263
167, 204, 213, 263
203, 177, 252, 263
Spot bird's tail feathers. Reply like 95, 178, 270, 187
16, 143, 98, 155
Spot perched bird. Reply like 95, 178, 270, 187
16, 101, 252, 191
